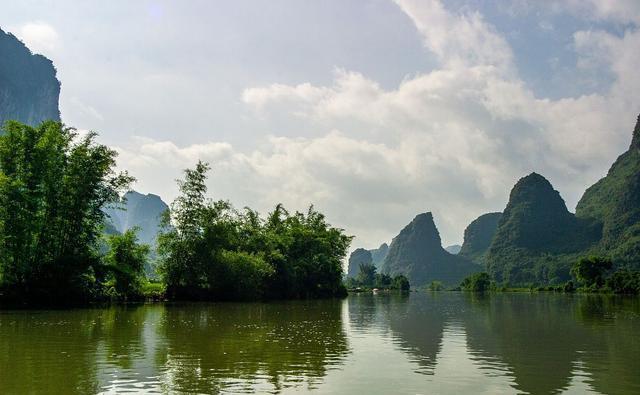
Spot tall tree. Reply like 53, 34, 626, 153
0, 121, 132, 302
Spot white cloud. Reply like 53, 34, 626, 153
115, 0, 640, 251
565, 0, 640, 25
242, 82, 329, 112
393, 0, 515, 73
11, 22, 60, 55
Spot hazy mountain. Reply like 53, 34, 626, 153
381, 213, 480, 286
0, 28, 60, 126
444, 244, 461, 254
370, 243, 389, 269
103, 191, 169, 246
458, 212, 502, 263
347, 248, 372, 278
575, 114, 640, 268
485, 173, 600, 285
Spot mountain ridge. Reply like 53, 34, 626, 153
0, 28, 60, 126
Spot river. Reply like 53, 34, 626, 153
0, 292, 638, 394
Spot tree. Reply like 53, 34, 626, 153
392, 275, 410, 291
158, 162, 352, 300
104, 229, 149, 299
428, 280, 444, 291
0, 121, 132, 302
605, 269, 640, 294
460, 272, 492, 292
571, 256, 613, 288
374, 273, 392, 288
357, 263, 376, 286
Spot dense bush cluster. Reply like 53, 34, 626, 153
158, 161, 352, 300
344, 262, 410, 291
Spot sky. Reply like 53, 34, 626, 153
1, 0, 639, 250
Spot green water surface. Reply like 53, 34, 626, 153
0, 293, 638, 394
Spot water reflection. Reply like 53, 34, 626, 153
154, 300, 348, 393
0, 294, 638, 394
461, 294, 586, 394
354, 292, 640, 395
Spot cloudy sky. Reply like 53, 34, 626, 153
1, 0, 639, 250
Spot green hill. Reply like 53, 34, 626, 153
381, 213, 479, 286
459, 212, 502, 263
485, 173, 600, 285
575, 115, 640, 268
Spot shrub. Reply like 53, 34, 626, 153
460, 272, 492, 292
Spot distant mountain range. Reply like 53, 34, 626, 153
3, 24, 639, 289
103, 191, 169, 246
346, 243, 389, 278
346, 212, 480, 286
0, 28, 60, 126
351, 115, 640, 287
444, 244, 461, 254
485, 115, 640, 285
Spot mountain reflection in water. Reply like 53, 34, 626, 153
0, 293, 638, 394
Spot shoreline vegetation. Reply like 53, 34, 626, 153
0, 121, 352, 306
0, 121, 638, 307
449, 256, 640, 295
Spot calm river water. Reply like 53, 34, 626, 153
0, 293, 638, 394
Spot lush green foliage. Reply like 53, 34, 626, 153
356, 262, 376, 286
604, 269, 640, 294
460, 272, 492, 292
428, 280, 444, 291
345, 262, 410, 290
158, 161, 352, 300
571, 256, 613, 288
569, 256, 640, 294
0, 121, 132, 302
392, 274, 411, 291
103, 229, 150, 299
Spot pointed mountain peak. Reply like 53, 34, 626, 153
510, 172, 557, 198
413, 212, 435, 224
632, 113, 640, 149
520, 172, 550, 185
505, 172, 571, 221
399, 212, 442, 247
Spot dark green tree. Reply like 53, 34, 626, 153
570, 256, 613, 288
104, 229, 150, 299
357, 263, 376, 287
0, 121, 132, 302
392, 275, 410, 291
158, 162, 352, 300
461, 272, 492, 292
374, 273, 392, 288
605, 269, 640, 294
